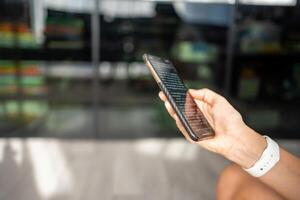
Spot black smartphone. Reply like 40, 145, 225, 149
143, 54, 215, 141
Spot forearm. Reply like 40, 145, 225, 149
224, 126, 300, 200
260, 148, 300, 200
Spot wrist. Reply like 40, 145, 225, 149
224, 125, 267, 168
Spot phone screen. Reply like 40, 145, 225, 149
144, 54, 215, 141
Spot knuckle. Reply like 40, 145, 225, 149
201, 88, 209, 93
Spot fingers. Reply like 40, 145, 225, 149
174, 115, 195, 143
158, 91, 176, 119
189, 88, 224, 106
158, 91, 196, 143
164, 101, 176, 119
195, 100, 214, 129
158, 91, 167, 101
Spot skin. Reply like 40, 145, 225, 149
158, 88, 300, 200
217, 164, 286, 200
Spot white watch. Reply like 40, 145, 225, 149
243, 136, 280, 177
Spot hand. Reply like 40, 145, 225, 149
159, 88, 267, 168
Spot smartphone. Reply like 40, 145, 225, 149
143, 54, 215, 141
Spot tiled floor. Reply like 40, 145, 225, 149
0, 138, 299, 200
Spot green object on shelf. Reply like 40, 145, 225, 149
0, 60, 39, 68
0, 32, 39, 48
22, 61, 40, 67
172, 41, 217, 63
0, 60, 14, 67
0, 76, 16, 85
238, 21, 281, 54
3, 100, 48, 120
0, 60, 45, 96
0, 76, 44, 86
21, 77, 44, 86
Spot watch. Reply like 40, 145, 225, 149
243, 136, 280, 177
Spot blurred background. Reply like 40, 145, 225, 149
0, 0, 299, 199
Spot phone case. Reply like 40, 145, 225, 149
143, 54, 215, 141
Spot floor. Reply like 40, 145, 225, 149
0, 138, 299, 200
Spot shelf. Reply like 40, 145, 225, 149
0, 94, 47, 101
0, 47, 91, 61
232, 98, 300, 106
0, 93, 155, 105
0, 47, 139, 61
235, 52, 300, 62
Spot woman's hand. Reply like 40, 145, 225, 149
160, 88, 300, 199
159, 88, 266, 168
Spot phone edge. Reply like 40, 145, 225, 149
143, 54, 200, 142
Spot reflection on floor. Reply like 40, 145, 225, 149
42, 105, 177, 138
0, 138, 299, 200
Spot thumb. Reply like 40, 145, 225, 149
189, 88, 223, 105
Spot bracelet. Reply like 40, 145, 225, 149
243, 136, 280, 177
